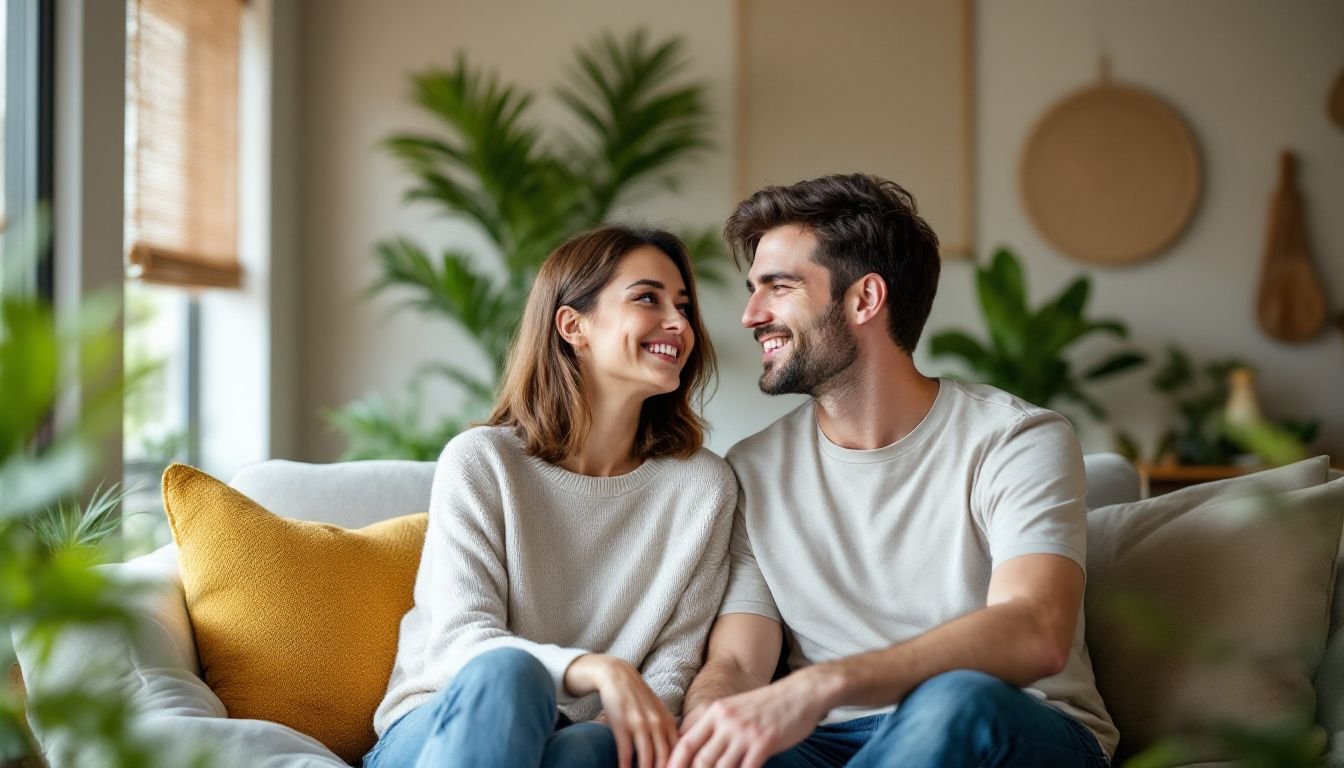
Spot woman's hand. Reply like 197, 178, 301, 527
566, 654, 679, 768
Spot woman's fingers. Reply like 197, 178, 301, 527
652, 712, 679, 768
614, 725, 633, 768
635, 720, 654, 768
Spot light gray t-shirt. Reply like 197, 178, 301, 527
375, 426, 737, 736
721, 379, 1118, 757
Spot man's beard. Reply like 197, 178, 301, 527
758, 301, 858, 396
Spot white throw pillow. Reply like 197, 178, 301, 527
1085, 456, 1340, 761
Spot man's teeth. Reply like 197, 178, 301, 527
763, 337, 787, 353
645, 343, 679, 358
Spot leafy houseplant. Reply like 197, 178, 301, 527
327, 30, 728, 460
928, 248, 1146, 419
1148, 345, 1320, 466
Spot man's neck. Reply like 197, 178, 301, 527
813, 353, 940, 451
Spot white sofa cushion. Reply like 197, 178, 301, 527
13, 544, 349, 766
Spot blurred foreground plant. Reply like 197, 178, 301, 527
1, 218, 204, 767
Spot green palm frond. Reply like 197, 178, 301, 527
677, 226, 732, 287
29, 482, 143, 556
557, 30, 712, 218
323, 386, 467, 462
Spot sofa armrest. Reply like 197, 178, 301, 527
12, 545, 228, 760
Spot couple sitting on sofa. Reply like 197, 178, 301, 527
364, 173, 1117, 768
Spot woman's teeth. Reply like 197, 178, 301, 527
645, 343, 679, 358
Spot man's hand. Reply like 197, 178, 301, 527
668, 673, 829, 768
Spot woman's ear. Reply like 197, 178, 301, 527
555, 305, 586, 349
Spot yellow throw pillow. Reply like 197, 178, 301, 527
162, 464, 427, 764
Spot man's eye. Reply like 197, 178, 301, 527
772, 284, 790, 294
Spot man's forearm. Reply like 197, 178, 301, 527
683, 656, 767, 714
797, 599, 1066, 713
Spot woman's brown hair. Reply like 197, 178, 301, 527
485, 224, 716, 462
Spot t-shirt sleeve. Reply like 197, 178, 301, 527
717, 484, 782, 622
974, 410, 1088, 572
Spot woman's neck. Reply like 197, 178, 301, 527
557, 381, 644, 477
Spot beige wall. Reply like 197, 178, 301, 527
292, 0, 1344, 462
962, 0, 1344, 459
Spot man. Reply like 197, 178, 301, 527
668, 174, 1115, 768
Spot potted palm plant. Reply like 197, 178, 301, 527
327, 30, 727, 459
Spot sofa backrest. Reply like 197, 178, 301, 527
229, 459, 435, 528
231, 452, 1145, 528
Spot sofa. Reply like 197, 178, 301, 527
12, 454, 1344, 767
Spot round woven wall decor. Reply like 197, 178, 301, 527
1020, 81, 1202, 265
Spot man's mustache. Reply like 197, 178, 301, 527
753, 325, 792, 343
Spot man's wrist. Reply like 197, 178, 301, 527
790, 661, 849, 718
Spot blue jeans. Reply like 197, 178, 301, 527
766, 670, 1108, 768
362, 648, 616, 768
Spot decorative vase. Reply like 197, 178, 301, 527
1223, 367, 1265, 428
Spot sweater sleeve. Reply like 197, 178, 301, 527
639, 479, 737, 715
416, 433, 591, 703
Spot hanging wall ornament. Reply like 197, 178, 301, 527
1019, 57, 1202, 265
1256, 151, 1327, 343
1328, 69, 1344, 130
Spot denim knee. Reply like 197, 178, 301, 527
542, 722, 617, 768
459, 648, 548, 688
446, 648, 553, 706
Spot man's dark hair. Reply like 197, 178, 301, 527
723, 173, 941, 354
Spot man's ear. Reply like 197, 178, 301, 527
555, 305, 586, 349
850, 273, 887, 327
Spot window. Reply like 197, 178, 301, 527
2, 0, 52, 302
121, 0, 242, 556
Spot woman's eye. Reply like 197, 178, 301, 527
676, 303, 691, 316
634, 292, 657, 304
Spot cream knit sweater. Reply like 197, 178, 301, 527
373, 426, 737, 736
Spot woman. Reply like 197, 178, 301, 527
366, 224, 737, 768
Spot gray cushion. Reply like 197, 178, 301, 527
1083, 452, 1141, 509
1085, 456, 1340, 762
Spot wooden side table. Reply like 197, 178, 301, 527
1138, 464, 1262, 498
1138, 462, 1341, 498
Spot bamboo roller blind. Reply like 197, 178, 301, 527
126, 0, 242, 289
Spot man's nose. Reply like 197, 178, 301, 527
742, 292, 768, 328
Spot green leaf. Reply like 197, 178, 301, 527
1152, 344, 1193, 392
928, 331, 994, 374
1083, 351, 1147, 381
974, 248, 1035, 360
